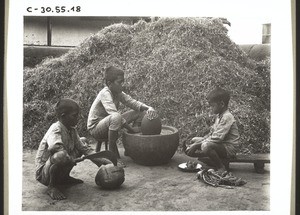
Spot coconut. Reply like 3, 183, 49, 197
95, 164, 125, 189
141, 114, 162, 135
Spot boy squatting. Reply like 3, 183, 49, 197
35, 99, 113, 200
87, 66, 157, 167
185, 87, 240, 173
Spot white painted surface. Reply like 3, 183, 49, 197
227, 18, 271, 45
23, 16, 271, 46
23, 17, 48, 45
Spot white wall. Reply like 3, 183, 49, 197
227, 17, 271, 44
24, 16, 271, 46
23, 17, 143, 46
23, 17, 48, 45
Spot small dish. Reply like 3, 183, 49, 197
178, 162, 202, 172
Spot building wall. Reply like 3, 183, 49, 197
24, 17, 48, 45
262, 23, 271, 44
24, 16, 271, 46
227, 17, 271, 45
23, 16, 270, 67
24, 16, 150, 46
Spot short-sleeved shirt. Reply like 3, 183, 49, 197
205, 110, 240, 157
35, 121, 93, 173
87, 86, 144, 130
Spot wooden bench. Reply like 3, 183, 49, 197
228, 153, 270, 173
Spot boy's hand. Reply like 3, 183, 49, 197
146, 107, 158, 120
201, 141, 208, 150
191, 137, 204, 143
66, 154, 77, 166
130, 127, 141, 133
91, 158, 112, 167
124, 123, 140, 133
186, 138, 202, 150
185, 142, 202, 153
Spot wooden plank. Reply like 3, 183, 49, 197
229, 154, 270, 163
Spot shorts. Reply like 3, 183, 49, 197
36, 158, 52, 186
36, 156, 73, 186
89, 110, 145, 140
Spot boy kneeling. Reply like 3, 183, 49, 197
185, 87, 240, 173
35, 99, 112, 200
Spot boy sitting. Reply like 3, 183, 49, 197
185, 87, 240, 173
35, 98, 112, 200
87, 66, 157, 167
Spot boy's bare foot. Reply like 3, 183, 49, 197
198, 157, 216, 168
61, 176, 84, 185
221, 158, 230, 171
47, 186, 66, 200
117, 159, 126, 168
124, 150, 129, 156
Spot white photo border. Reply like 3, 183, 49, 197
6, 0, 294, 214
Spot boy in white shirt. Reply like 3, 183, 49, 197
87, 66, 157, 166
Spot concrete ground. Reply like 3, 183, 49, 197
22, 145, 270, 211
